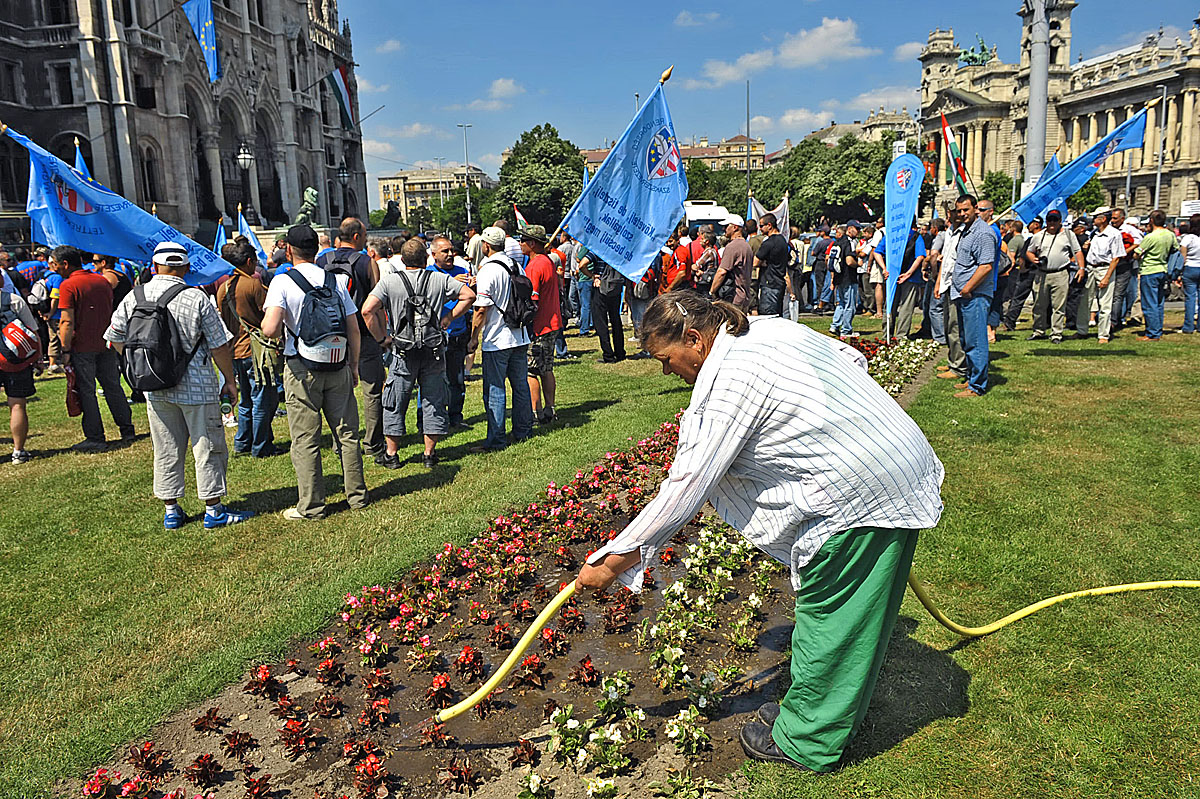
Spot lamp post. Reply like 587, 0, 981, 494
337, 162, 350, 220
1154, 83, 1167, 209
457, 123, 472, 226
235, 141, 258, 225
433, 156, 446, 216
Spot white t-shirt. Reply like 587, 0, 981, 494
938, 227, 963, 293
1181, 233, 1200, 268
263, 261, 357, 357
475, 255, 531, 352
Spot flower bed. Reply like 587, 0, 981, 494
846, 337, 941, 396
74, 335, 935, 799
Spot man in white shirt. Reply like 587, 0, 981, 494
464, 223, 483, 269
1079, 207, 1123, 343
468, 226, 533, 451
262, 224, 368, 520
934, 211, 967, 381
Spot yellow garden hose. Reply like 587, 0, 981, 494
434, 580, 579, 723
907, 569, 1200, 638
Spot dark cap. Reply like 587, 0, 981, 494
1046, 209, 1062, 222
284, 224, 319, 250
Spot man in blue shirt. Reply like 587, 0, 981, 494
429, 236, 472, 428
872, 226, 927, 339
978, 199, 1007, 342
950, 195, 995, 398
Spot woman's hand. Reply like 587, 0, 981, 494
576, 550, 642, 592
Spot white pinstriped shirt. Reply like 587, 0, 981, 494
588, 317, 944, 591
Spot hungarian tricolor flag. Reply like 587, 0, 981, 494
513, 203, 529, 231
325, 65, 355, 129
940, 113, 969, 194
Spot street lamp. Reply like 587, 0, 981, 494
337, 162, 350, 220
1154, 83, 1167, 209
235, 141, 259, 225
457, 123, 472, 226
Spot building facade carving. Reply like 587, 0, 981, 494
920, 3, 1200, 215
0, 0, 367, 240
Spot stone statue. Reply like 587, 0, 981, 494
293, 186, 319, 226
381, 199, 401, 228
958, 35, 991, 67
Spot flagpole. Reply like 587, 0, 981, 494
143, 2, 183, 30
550, 65, 674, 248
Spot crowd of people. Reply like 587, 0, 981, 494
0, 200, 1189, 518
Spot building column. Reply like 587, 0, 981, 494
1182, 90, 1196, 164
1165, 93, 1180, 162
1142, 103, 1157, 167
936, 134, 947, 186
248, 161, 263, 221
967, 124, 980, 184
201, 131, 225, 218
1070, 117, 1082, 161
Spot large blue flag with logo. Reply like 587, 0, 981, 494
5, 125, 230, 286
182, 0, 221, 83
1034, 151, 1064, 220
73, 139, 91, 180
883, 153, 926, 320
1013, 108, 1147, 224
561, 82, 688, 281
237, 210, 268, 268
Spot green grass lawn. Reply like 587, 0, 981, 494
745, 311, 1200, 798
0, 333, 684, 798
5, 309, 1199, 798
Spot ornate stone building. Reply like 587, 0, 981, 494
920, 2, 1200, 215
0, 0, 367, 239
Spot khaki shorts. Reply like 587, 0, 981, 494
527, 332, 557, 377
869, 264, 885, 284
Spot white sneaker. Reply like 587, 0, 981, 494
223, 414, 237, 428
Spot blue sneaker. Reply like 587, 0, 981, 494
203, 504, 255, 528
164, 505, 187, 529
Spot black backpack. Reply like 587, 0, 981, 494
488, 256, 537, 329
323, 248, 370, 309
393, 269, 445, 353
120, 283, 202, 391
284, 269, 349, 371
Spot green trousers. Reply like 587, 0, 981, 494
772, 526, 917, 772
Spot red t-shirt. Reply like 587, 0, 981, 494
525, 253, 562, 337
58, 269, 115, 353
665, 244, 694, 291
689, 238, 705, 264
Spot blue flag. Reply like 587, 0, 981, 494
237, 210, 269, 268
883, 153, 926, 320
5, 125, 230, 286
582, 165, 589, 191
74, 140, 91, 180
1013, 108, 1147, 224
1034, 152, 1061, 190
561, 82, 688, 281
182, 0, 221, 84
213, 221, 227, 253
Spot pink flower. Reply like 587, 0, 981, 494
341, 612, 350, 622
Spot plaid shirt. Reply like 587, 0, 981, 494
104, 275, 232, 405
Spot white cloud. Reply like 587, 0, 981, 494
376, 39, 403, 54
675, 11, 719, 27
362, 139, 396, 156
356, 76, 389, 94
372, 122, 448, 140
477, 153, 503, 169
684, 17, 878, 89
893, 41, 924, 62
749, 114, 775, 133
488, 78, 525, 99
1088, 25, 1186, 57
776, 18, 879, 68
753, 108, 835, 135
831, 85, 920, 113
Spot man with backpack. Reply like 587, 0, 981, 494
361, 238, 476, 469
317, 217, 386, 463
262, 224, 369, 520
520, 225, 563, 422
104, 242, 253, 529
468, 226, 534, 452
51, 245, 135, 450
1, 282, 39, 463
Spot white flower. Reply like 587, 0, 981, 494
527, 773, 542, 792
747, 593, 763, 609
566, 718, 580, 729
628, 707, 646, 722
697, 695, 708, 708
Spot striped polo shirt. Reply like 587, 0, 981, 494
589, 317, 944, 591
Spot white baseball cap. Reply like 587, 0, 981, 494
152, 241, 190, 266
722, 214, 744, 227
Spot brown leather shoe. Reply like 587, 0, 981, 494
955, 382, 969, 389
954, 389, 982, 398
936, 371, 961, 379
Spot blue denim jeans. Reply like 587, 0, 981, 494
928, 282, 946, 344
1181, 266, 1200, 333
955, 293, 990, 394
629, 296, 650, 338
574, 279, 594, 334
233, 356, 278, 456
830, 282, 858, 335
481, 345, 534, 450
987, 273, 1010, 330
1139, 271, 1166, 339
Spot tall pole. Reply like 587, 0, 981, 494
1154, 83, 1167, 209
634, 93, 639, 112
458, 123, 472, 227
1125, 150, 1133, 210
1025, 0, 1050, 183
746, 80, 751, 209
434, 156, 446, 213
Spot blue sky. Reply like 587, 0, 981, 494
344, 0, 1193, 200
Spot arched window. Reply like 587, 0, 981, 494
141, 142, 162, 202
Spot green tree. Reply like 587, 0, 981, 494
406, 204, 433, 233
980, 171, 1015, 213
432, 185, 497, 237
1069, 176, 1106, 214
495, 124, 585, 230
368, 208, 387, 228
